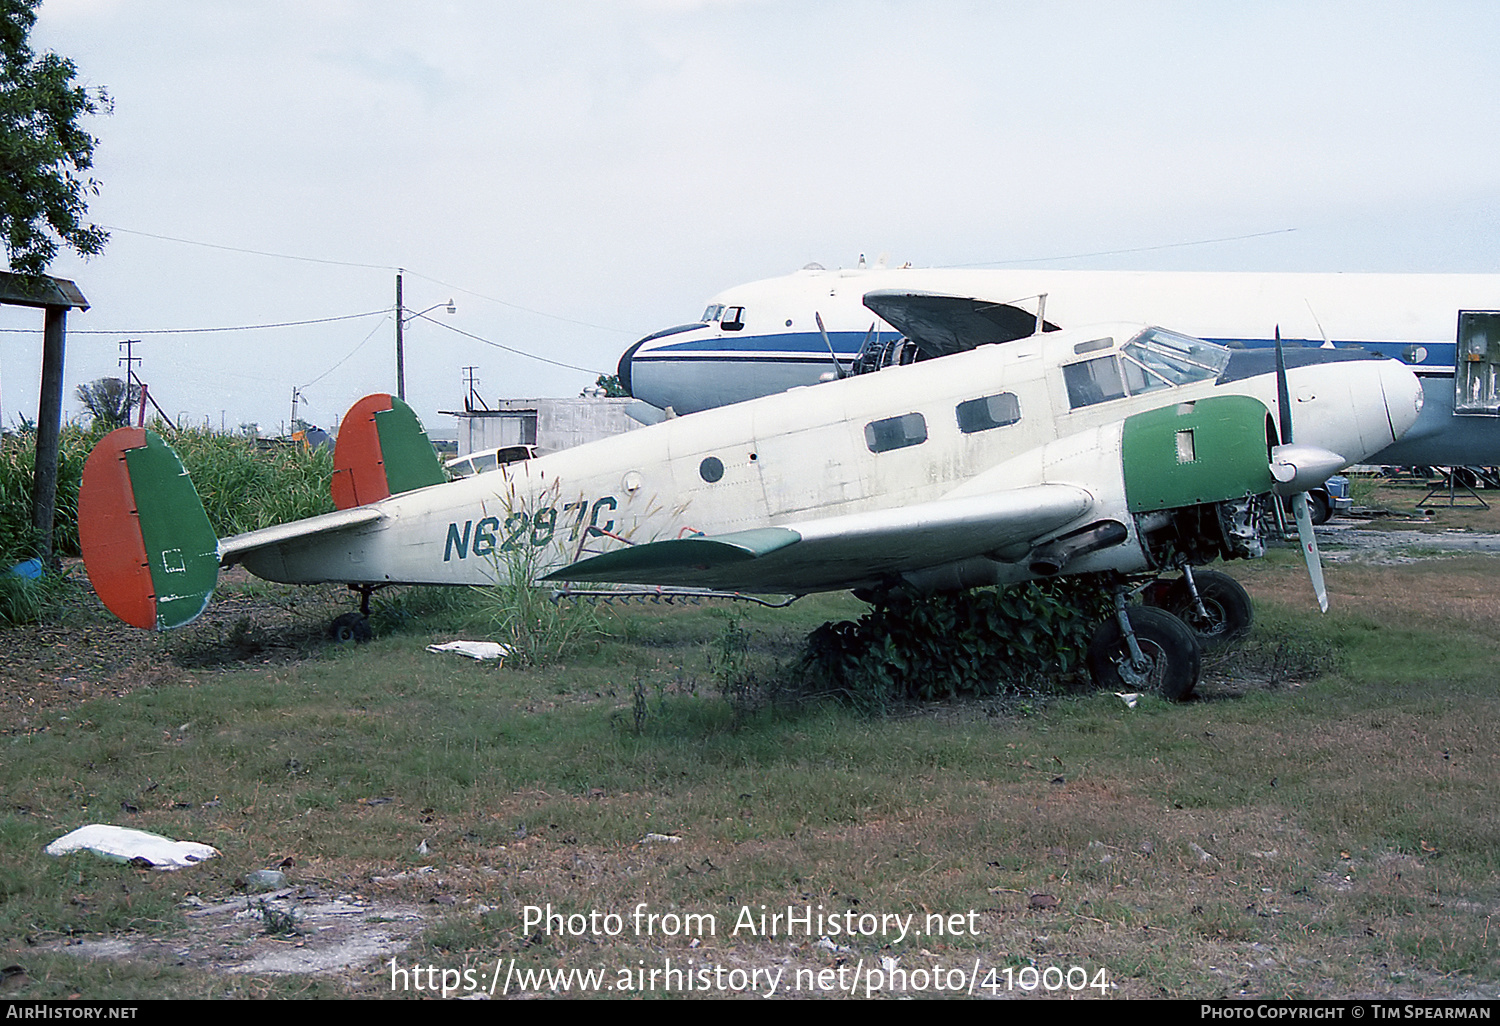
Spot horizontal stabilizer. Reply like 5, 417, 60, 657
546, 485, 1093, 593
218, 506, 384, 568
79, 428, 220, 630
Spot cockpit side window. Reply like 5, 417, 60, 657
721, 306, 746, 332
1120, 356, 1172, 395
1064, 357, 1128, 409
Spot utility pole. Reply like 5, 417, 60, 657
395, 271, 405, 400
118, 339, 143, 426
463, 365, 488, 412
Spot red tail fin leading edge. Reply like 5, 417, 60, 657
331, 394, 447, 509
78, 428, 220, 630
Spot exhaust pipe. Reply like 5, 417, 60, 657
1028, 520, 1128, 576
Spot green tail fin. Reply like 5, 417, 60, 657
79, 428, 220, 630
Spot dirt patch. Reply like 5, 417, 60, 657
44, 887, 431, 978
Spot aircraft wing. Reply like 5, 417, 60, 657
861, 290, 1060, 359
544, 484, 1094, 593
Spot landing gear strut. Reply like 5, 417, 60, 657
1155, 567, 1253, 646
1086, 591, 1201, 701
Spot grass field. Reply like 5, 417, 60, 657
0, 489, 1497, 1000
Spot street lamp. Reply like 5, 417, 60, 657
395, 270, 456, 401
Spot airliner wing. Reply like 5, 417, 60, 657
543, 484, 1093, 593
862, 290, 1059, 358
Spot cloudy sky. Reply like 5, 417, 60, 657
4, 0, 1499, 435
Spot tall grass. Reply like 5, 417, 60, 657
0, 421, 103, 559
0, 422, 335, 565
166, 427, 335, 537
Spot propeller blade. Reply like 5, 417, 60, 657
1274, 325, 1328, 611
1274, 325, 1292, 445
1290, 490, 1328, 613
815, 312, 846, 379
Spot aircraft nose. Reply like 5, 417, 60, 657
1380, 359, 1424, 443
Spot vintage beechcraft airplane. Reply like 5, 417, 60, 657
78, 323, 1424, 700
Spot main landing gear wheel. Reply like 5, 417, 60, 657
1160, 570, 1253, 646
1308, 491, 1332, 526
328, 612, 372, 644
1087, 606, 1201, 702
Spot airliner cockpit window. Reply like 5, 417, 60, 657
1123, 328, 1231, 385
721, 306, 746, 331
702, 304, 724, 322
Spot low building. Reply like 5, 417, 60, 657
445, 397, 641, 456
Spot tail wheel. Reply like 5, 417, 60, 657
1159, 570, 1253, 646
328, 612, 373, 644
1087, 606, 1201, 701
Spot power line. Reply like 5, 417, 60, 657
0, 309, 388, 335
102, 224, 634, 333
414, 311, 604, 375
100, 225, 396, 270
298, 314, 393, 390
400, 268, 630, 334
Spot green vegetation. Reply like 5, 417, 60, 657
0, 423, 333, 629
0, 0, 110, 281
798, 578, 1112, 708
0, 421, 332, 577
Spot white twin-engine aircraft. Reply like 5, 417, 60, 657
79, 322, 1423, 700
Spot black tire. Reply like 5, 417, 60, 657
1087, 606, 1201, 701
328, 612, 372, 644
1160, 570, 1253, 646
1308, 490, 1332, 525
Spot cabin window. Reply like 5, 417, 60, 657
956, 392, 1021, 433
1064, 356, 1128, 409
865, 412, 928, 453
721, 306, 746, 332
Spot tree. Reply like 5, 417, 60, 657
593, 373, 629, 397
0, 0, 107, 282
75, 376, 137, 427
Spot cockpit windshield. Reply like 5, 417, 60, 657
1122, 327, 1232, 386
702, 304, 725, 322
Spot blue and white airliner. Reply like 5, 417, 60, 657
618, 265, 1500, 468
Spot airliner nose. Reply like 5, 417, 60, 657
1381, 359, 1424, 443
